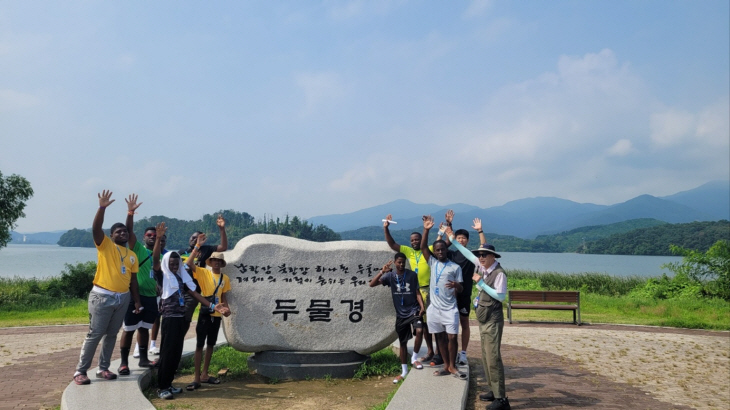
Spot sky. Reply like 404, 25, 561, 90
1, 0, 728, 233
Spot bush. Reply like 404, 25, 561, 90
507, 270, 645, 296
46, 262, 96, 299
663, 240, 730, 300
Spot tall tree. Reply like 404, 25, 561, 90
0, 171, 34, 249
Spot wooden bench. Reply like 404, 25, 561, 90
507, 290, 581, 325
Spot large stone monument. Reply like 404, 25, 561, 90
219, 234, 398, 379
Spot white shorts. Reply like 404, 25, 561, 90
425, 305, 459, 334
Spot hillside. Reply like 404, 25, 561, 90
57, 210, 340, 249
583, 220, 730, 255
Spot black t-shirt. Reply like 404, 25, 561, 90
447, 249, 474, 293
179, 244, 218, 268
380, 269, 421, 318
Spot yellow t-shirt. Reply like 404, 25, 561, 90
191, 265, 232, 317
400, 245, 433, 287
94, 236, 139, 293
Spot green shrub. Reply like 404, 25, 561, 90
507, 270, 645, 296
353, 349, 401, 379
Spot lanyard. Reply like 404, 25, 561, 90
394, 271, 406, 305
435, 261, 447, 285
211, 272, 223, 299
115, 245, 128, 274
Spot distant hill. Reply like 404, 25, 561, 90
307, 180, 729, 239
584, 220, 729, 255
306, 199, 479, 232
661, 180, 730, 221
340, 218, 671, 254
9, 230, 66, 245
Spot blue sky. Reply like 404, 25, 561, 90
2, 0, 728, 232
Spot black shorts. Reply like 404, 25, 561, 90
395, 315, 423, 345
123, 295, 159, 331
456, 292, 472, 317
196, 315, 222, 348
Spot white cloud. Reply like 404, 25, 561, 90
295, 71, 346, 117
607, 139, 634, 156
0, 89, 42, 111
463, 0, 495, 19
650, 109, 695, 147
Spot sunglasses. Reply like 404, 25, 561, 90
144, 233, 157, 238
476, 252, 490, 258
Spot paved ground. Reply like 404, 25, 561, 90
1, 322, 727, 410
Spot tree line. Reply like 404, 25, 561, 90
57, 210, 340, 250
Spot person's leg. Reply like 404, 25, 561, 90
137, 328, 151, 365
149, 310, 160, 353
75, 291, 114, 378
479, 321, 492, 390
482, 319, 506, 398
157, 316, 186, 390
411, 321, 424, 366
419, 288, 436, 360
459, 314, 470, 359
202, 317, 222, 382
193, 317, 207, 384
119, 330, 135, 370
98, 292, 129, 373
446, 333, 459, 373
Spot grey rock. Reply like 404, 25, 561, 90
220, 234, 399, 355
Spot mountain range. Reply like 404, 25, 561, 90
307, 180, 729, 239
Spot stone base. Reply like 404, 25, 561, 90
248, 351, 369, 380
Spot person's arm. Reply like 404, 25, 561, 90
186, 288, 230, 315
186, 233, 207, 273
441, 210, 454, 246
125, 194, 142, 248
383, 214, 400, 252
215, 214, 228, 252
93, 190, 115, 246
444, 226, 479, 266
445, 267, 463, 294
129, 273, 143, 313
474, 273, 506, 302
421, 215, 434, 260
472, 218, 488, 245
152, 222, 166, 271
369, 261, 393, 287
220, 291, 232, 317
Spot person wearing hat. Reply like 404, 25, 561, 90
185, 234, 232, 391
445, 225, 510, 410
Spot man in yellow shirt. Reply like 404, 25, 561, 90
73, 190, 142, 385
383, 214, 441, 366
184, 234, 232, 390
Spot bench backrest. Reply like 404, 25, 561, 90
509, 290, 579, 303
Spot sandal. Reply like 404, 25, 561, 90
432, 369, 450, 376
96, 369, 118, 380
204, 376, 221, 384
453, 372, 468, 380
186, 382, 201, 391
73, 373, 90, 385
419, 353, 434, 362
393, 375, 404, 384
411, 360, 423, 370
118, 365, 130, 376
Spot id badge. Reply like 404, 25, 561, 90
434, 287, 440, 296
178, 295, 185, 306
414, 268, 418, 274
121, 266, 126, 275
150, 271, 154, 279
214, 296, 219, 305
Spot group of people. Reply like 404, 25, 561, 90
371, 212, 510, 410
71, 191, 233, 400
70, 190, 509, 407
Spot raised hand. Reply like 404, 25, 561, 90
472, 218, 483, 232
423, 215, 435, 230
381, 260, 393, 273
125, 194, 142, 214
98, 190, 115, 208
155, 222, 167, 237
445, 209, 454, 224
217, 214, 226, 228
444, 225, 454, 237
383, 214, 393, 227
196, 233, 207, 246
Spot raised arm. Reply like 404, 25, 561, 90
93, 190, 115, 246
421, 215, 434, 260
152, 222, 166, 271
383, 214, 400, 252
441, 210, 454, 246
369, 261, 393, 287
472, 218, 488, 245
215, 214, 228, 252
444, 226, 479, 265
186, 233, 207, 273
125, 194, 142, 248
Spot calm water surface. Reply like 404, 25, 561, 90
0, 244, 682, 279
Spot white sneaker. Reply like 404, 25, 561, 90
149, 346, 160, 355
133, 348, 140, 358
458, 351, 467, 365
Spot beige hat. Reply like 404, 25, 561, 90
471, 244, 501, 258
205, 252, 227, 267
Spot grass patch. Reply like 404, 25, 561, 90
353, 348, 401, 379
177, 345, 250, 379
0, 298, 88, 327
368, 385, 399, 410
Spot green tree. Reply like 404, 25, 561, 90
663, 240, 730, 300
0, 171, 34, 249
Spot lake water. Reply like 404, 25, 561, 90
0, 244, 683, 279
